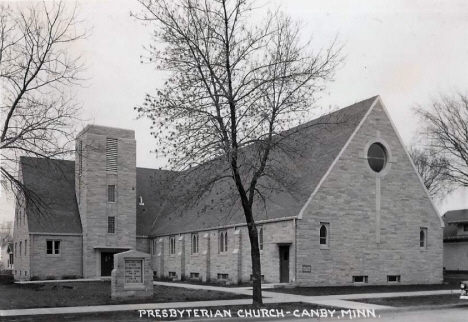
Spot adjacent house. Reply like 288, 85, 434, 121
0, 241, 13, 270
442, 209, 468, 272
13, 96, 444, 285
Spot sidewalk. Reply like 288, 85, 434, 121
0, 281, 461, 317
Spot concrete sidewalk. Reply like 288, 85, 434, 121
0, 281, 461, 317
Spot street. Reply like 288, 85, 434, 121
274, 306, 468, 322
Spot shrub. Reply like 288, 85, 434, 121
46, 275, 56, 280
30, 276, 41, 281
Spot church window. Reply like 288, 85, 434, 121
191, 233, 199, 254
219, 230, 228, 253
46, 240, 61, 255
258, 227, 264, 251
107, 185, 116, 202
169, 236, 176, 255
367, 143, 387, 173
420, 227, 427, 249
151, 239, 157, 255
320, 223, 329, 248
107, 217, 115, 234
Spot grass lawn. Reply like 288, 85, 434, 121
0, 281, 248, 310
268, 282, 459, 296
0, 302, 340, 322
351, 294, 467, 307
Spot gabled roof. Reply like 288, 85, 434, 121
442, 209, 468, 238
18, 96, 379, 237
147, 96, 378, 236
20, 157, 82, 234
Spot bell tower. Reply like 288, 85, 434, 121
75, 125, 136, 278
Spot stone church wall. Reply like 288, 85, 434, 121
296, 100, 443, 286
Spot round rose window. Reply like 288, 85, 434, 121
367, 143, 387, 173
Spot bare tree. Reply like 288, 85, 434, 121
135, 0, 342, 305
0, 220, 13, 241
414, 94, 468, 189
0, 1, 87, 208
408, 145, 453, 199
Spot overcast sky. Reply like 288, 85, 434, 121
1, 0, 467, 221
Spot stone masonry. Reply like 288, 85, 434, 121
111, 250, 153, 299
76, 125, 136, 278
296, 100, 443, 286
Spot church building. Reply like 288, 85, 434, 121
12, 96, 444, 285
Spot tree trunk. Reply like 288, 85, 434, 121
246, 217, 263, 306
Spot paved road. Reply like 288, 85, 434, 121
273, 306, 468, 322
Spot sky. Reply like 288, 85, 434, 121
1, 0, 467, 222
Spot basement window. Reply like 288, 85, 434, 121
217, 273, 228, 280
168, 272, 176, 277
190, 272, 200, 278
387, 275, 401, 283
353, 276, 368, 284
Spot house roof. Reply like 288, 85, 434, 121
442, 209, 468, 238
19, 96, 378, 237
20, 157, 82, 234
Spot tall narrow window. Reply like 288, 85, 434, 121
192, 233, 199, 254
152, 239, 157, 255
420, 227, 427, 249
170, 236, 176, 255
258, 227, 264, 251
107, 217, 115, 234
219, 230, 228, 253
19, 242, 22, 257
108, 185, 116, 202
24, 240, 27, 256
78, 140, 83, 176
106, 138, 118, 172
320, 223, 329, 248
14, 243, 17, 258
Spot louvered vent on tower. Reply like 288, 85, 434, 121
106, 138, 118, 172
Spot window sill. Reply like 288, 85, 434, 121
320, 245, 329, 250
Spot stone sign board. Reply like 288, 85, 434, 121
111, 250, 153, 300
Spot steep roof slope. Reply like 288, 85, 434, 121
148, 96, 378, 236
442, 209, 468, 238
17, 96, 378, 237
20, 157, 82, 234
135, 167, 178, 236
